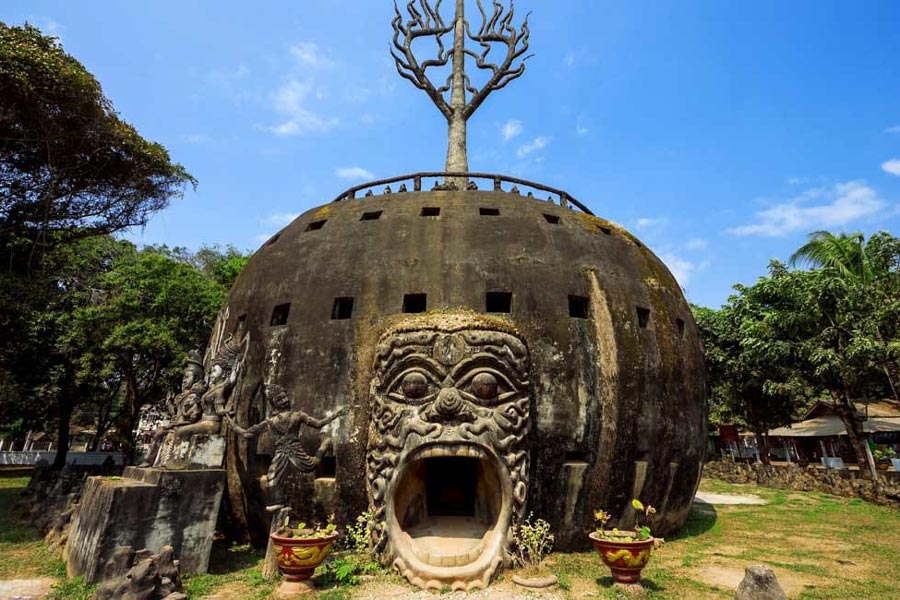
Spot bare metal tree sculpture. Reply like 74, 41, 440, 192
392, 0, 532, 183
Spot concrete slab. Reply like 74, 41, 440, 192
695, 491, 768, 505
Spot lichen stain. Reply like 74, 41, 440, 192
586, 268, 619, 486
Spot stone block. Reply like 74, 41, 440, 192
65, 468, 225, 583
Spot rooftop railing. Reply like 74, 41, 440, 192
330, 172, 594, 216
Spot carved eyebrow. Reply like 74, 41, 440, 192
382, 357, 446, 388
448, 354, 520, 384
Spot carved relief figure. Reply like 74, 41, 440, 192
140, 351, 205, 467
158, 333, 247, 468
230, 384, 343, 491
366, 318, 530, 591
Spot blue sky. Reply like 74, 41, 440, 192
4, 1, 900, 308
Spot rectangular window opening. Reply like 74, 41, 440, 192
485, 291, 512, 314
305, 220, 327, 232
543, 214, 560, 224
637, 306, 651, 329
564, 451, 591, 464
479, 207, 500, 216
420, 207, 440, 217
236, 314, 247, 331
360, 211, 382, 221
270, 303, 291, 326
676, 317, 685, 338
403, 293, 427, 314
332, 297, 354, 320
568, 295, 589, 319
264, 233, 281, 246
317, 456, 337, 479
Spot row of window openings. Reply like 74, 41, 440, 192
303, 209, 561, 233
268, 296, 686, 336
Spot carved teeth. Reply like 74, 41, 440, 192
410, 444, 487, 461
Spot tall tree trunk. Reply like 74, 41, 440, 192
120, 366, 140, 464
833, 391, 879, 489
754, 430, 771, 465
50, 395, 73, 470
444, 0, 468, 186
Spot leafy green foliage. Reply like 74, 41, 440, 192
696, 230, 900, 470
0, 235, 247, 462
0, 23, 195, 258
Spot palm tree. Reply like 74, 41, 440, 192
789, 231, 873, 282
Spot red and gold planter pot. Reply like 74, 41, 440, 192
588, 531, 654, 584
270, 531, 339, 582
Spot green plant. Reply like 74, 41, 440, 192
593, 499, 658, 541
345, 509, 374, 556
512, 512, 554, 573
873, 448, 896, 460
282, 513, 338, 539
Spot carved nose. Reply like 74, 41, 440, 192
435, 388, 463, 417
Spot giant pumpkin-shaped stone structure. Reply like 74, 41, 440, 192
217, 177, 706, 590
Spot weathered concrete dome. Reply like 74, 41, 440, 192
218, 181, 705, 587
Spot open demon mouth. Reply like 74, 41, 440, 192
389, 443, 510, 591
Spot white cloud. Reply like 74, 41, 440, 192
516, 136, 551, 158
882, 158, 900, 176
335, 166, 374, 180
685, 238, 708, 251
502, 120, 523, 142
180, 134, 210, 144
564, 52, 576, 68
260, 212, 300, 228
576, 125, 590, 136
267, 79, 338, 136
659, 252, 697, 287
28, 16, 62, 36
636, 217, 663, 230
727, 181, 885, 237
253, 233, 275, 244
289, 41, 335, 69
884, 125, 900, 134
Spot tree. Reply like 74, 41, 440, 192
790, 230, 900, 400
0, 23, 195, 264
693, 279, 811, 464
0, 234, 129, 465
64, 245, 245, 463
391, 0, 532, 180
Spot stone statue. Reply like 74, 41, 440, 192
229, 384, 343, 491
158, 333, 247, 469
140, 351, 205, 467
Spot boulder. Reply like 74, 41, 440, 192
734, 565, 786, 600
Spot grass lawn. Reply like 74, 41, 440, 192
1, 475, 898, 598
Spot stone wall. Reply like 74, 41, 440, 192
703, 460, 900, 508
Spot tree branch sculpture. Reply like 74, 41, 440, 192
391, 0, 532, 184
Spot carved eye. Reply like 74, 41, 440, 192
401, 372, 429, 399
471, 372, 498, 399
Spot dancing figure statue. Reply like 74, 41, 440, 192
229, 384, 343, 490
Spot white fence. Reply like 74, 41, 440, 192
0, 451, 124, 466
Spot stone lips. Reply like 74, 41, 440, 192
219, 189, 707, 553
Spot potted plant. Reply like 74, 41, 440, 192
588, 499, 662, 584
511, 513, 557, 588
270, 514, 339, 583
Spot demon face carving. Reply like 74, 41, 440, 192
366, 319, 530, 591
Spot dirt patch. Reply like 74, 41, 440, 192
688, 565, 822, 597
350, 577, 564, 599
0, 577, 56, 599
